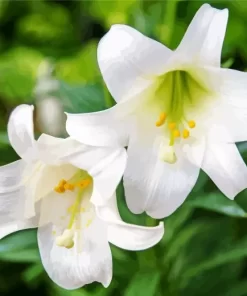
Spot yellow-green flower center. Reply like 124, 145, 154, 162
152, 70, 209, 163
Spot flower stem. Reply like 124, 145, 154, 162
161, 0, 178, 47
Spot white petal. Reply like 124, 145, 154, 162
107, 221, 164, 251
66, 98, 136, 147
124, 135, 202, 218
90, 147, 127, 205
0, 160, 36, 220
96, 195, 164, 250
37, 135, 88, 165
177, 4, 228, 67
201, 143, 247, 199
39, 189, 77, 227
38, 218, 112, 290
34, 164, 77, 203
7, 104, 37, 161
201, 66, 247, 143
98, 24, 172, 102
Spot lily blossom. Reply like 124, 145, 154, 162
0, 104, 164, 289
66, 4, 247, 219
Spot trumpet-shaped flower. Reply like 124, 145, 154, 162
0, 104, 164, 289
66, 4, 247, 218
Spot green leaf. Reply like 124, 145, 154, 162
22, 264, 43, 283
183, 238, 247, 279
58, 81, 106, 114
0, 248, 40, 263
0, 132, 9, 146
0, 229, 37, 253
188, 192, 247, 218
225, 282, 247, 296
125, 271, 160, 296
222, 57, 234, 68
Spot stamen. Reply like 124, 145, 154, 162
156, 112, 166, 127
183, 129, 190, 139
67, 189, 83, 230
188, 120, 196, 128
168, 122, 176, 130
67, 178, 91, 230
173, 130, 180, 138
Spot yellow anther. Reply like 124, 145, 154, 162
168, 122, 176, 130
64, 183, 75, 191
173, 130, 180, 138
188, 120, 196, 129
58, 179, 67, 187
183, 129, 190, 139
54, 179, 67, 193
155, 112, 166, 127
80, 207, 85, 213
54, 186, 65, 193
77, 178, 91, 189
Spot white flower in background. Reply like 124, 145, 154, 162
0, 104, 164, 289
66, 4, 247, 219
34, 60, 66, 137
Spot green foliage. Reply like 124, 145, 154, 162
1, 0, 247, 296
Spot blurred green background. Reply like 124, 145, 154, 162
1, 0, 247, 295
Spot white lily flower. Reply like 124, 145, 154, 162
0, 104, 164, 289
66, 4, 247, 219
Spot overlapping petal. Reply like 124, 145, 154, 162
97, 195, 164, 250
66, 98, 136, 147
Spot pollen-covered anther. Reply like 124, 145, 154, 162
183, 129, 190, 139
173, 130, 180, 138
64, 183, 75, 191
155, 112, 167, 127
56, 229, 75, 249
168, 122, 176, 130
54, 186, 65, 193
188, 120, 196, 129
54, 179, 67, 193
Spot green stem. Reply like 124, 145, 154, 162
162, 0, 178, 46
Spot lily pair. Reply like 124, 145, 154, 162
1, 2, 247, 290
